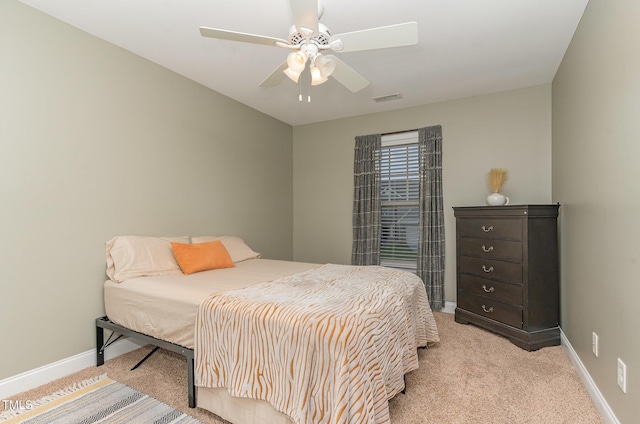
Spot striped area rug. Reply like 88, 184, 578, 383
0, 374, 201, 424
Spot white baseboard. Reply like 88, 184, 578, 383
0, 338, 143, 399
440, 301, 456, 314
560, 328, 619, 424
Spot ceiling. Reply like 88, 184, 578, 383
19, 0, 588, 126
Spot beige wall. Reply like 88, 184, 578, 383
553, 0, 640, 421
292, 84, 553, 305
0, 1, 293, 380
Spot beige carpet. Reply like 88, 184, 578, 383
5, 313, 603, 423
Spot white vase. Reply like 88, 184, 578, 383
486, 192, 510, 206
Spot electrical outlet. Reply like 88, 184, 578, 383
617, 358, 627, 393
592, 332, 599, 357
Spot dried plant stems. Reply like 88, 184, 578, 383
487, 168, 508, 193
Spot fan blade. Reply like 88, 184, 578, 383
330, 22, 418, 53
326, 55, 369, 93
200, 27, 289, 47
259, 61, 288, 88
289, 0, 319, 36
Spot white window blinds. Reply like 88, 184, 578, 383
380, 131, 419, 271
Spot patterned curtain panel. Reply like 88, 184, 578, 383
417, 126, 445, 309
351, 134, 382, 265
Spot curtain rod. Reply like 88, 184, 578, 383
381, 128, 420, 136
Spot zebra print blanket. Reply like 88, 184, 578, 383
194, 264, 439, 424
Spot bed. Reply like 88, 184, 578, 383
97, 235, 439, 424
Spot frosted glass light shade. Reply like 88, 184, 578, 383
284, 67, 301, 83
287, 51, 308, 73
314, 54, 335, 78
310, 66, 328, 86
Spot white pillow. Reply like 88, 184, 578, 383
190, 236, 261, 263
106, 235, 189, 282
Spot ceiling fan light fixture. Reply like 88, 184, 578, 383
284, 67, 301, 83
310, 66, 328, 86
200, 3, 420, 95
287, 51, 308, 73
314, 54, 335, 78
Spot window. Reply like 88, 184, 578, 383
380, 131, 419, 271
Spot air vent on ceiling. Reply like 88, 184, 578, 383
373, 93, 402, 103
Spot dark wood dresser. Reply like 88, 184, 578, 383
453, 204, 560, 351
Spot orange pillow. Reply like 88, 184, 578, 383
171, 241, 235, 275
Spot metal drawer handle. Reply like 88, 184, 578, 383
482, 265, 494, 273
482, 245, 494, 252
482, 305, 494, 313
482, 285, 495, 293
482, 225, 494, 232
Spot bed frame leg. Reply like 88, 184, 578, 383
96, 321, 105, 367
187, 355, 196, 408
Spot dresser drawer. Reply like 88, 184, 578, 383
458, 274, 523, 306
458, 256, 523, 284
457, 237, 522, 262
457, 218, 522, 240
457, 292, 523, 329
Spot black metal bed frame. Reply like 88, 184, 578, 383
95, 316, 196, 408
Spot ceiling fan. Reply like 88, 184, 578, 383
199, 0, 418, 93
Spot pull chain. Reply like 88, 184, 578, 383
297, 67, 312, 102
298, 76, 302, 102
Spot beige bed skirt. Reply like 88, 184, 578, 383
198, 387, 293, 424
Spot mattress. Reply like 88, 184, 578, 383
104, 259, 319, 349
